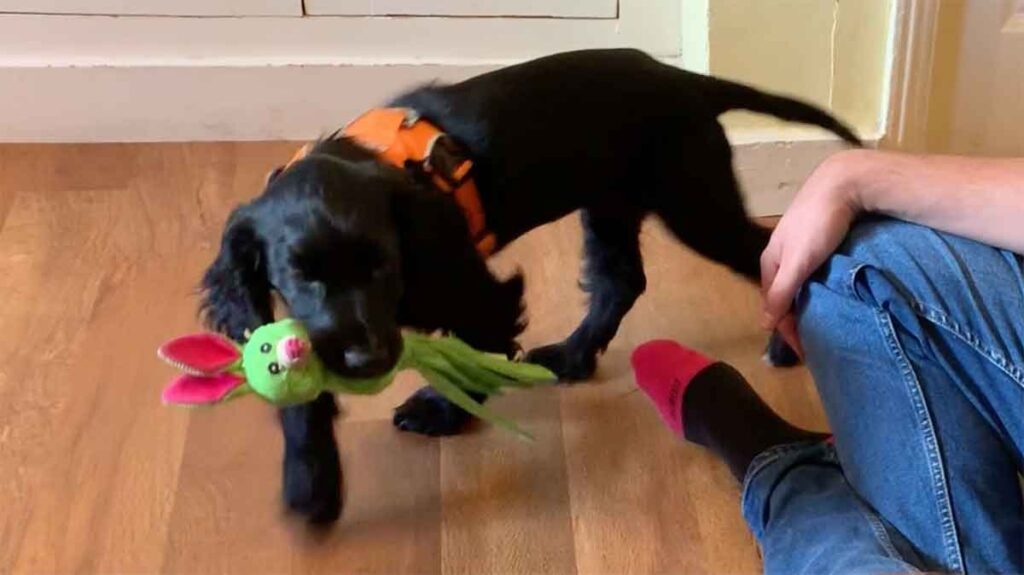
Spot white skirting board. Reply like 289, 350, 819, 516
0, 64, 499, 143
0, 64, 867, 216
732, 138, 855, 216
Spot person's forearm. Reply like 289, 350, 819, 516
838, 150, 1024, 254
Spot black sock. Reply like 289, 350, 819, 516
682, 363, 829, 480
632, 340, 829, 481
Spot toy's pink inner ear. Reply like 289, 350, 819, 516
162, 373, 246, 405
158, 333, 240, 375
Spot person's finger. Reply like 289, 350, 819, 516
759, 240, 780, 299
762, 257, 805, 328
776, 313, 803, 360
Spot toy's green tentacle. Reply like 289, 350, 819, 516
427, 336, 555, 388
405, 333, 507, 394
427, 335, 553, 381
430, 351, 519, 396
415, 351, 499, 396
418, 364, 534, 441
423, 341, 542, 396
474, 353, 556, 383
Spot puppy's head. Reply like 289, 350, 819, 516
201, 140, 405, 378
201, 138, 525, 380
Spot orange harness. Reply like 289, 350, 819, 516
287, 108, 495, 257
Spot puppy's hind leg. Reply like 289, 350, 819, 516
650, 143, 799, 367
526, 208, 646, 380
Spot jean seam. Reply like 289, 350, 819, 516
875, 307, 966, 573
845, 259, 1024, 391
740, 442, 826, 540
856, 499, 920, 571
743, 443, 814, 484
911, 300, 1024, 392
845, 264, 867, 300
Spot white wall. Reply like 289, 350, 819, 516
0, 0, 888, 215
0, 1, 679, 141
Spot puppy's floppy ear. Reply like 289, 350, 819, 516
200, 206, 273, 341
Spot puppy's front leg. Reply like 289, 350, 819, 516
392, 262, 524, 437
527, 209, 645, 380
392, 290, 520, 436
279, 392, 342, 523
393, 386, 486, 436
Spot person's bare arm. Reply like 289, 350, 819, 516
854, 151, 1024, 253
760, 149, 1024, 352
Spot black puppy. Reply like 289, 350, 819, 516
200, 49, 858, 522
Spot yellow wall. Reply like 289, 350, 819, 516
706, 0, 894, 138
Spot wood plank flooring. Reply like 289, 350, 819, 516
0, 143, 827, 574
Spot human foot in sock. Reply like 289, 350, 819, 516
631, 340, 830, 481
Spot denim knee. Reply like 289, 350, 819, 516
834, 217, 1024, 309
800, 217, 1024, 385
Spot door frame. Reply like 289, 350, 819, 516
882, 0, 940, 151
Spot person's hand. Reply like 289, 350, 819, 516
760, 150, 870, 353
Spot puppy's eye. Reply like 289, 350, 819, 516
268, 362, 281, 374
265, 166, 284, 185
293, 238, 388, 288
260, 343, 272, 353
372, 262, 394, 279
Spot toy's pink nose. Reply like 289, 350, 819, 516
277, 336, 307, 367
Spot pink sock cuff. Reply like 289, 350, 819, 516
630, 340, 714, 435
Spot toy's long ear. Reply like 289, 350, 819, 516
162, 373, 250, 405
158, 333, 241, 375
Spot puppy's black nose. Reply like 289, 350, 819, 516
343, 346, 388, 371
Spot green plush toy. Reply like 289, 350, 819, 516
158, 319, 555, 438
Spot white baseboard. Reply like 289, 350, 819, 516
0, 64, 498, 142
732, 137, 861, 216
0, 63, 870, 215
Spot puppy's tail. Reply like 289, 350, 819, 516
701, 77, 861, 147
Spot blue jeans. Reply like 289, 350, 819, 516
741, 218, 1024, 574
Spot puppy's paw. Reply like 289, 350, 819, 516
282, 444, 342, 525
764, 330, 801, 367
393, 386, 472, 436
525, 342, 596, 381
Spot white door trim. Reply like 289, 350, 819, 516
0, 2, 680, 68
882, 0, 940, 151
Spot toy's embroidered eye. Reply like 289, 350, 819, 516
268, 362, 281, 374
260, 343, 272, 353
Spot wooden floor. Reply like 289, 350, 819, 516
0, 143, 828, 575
